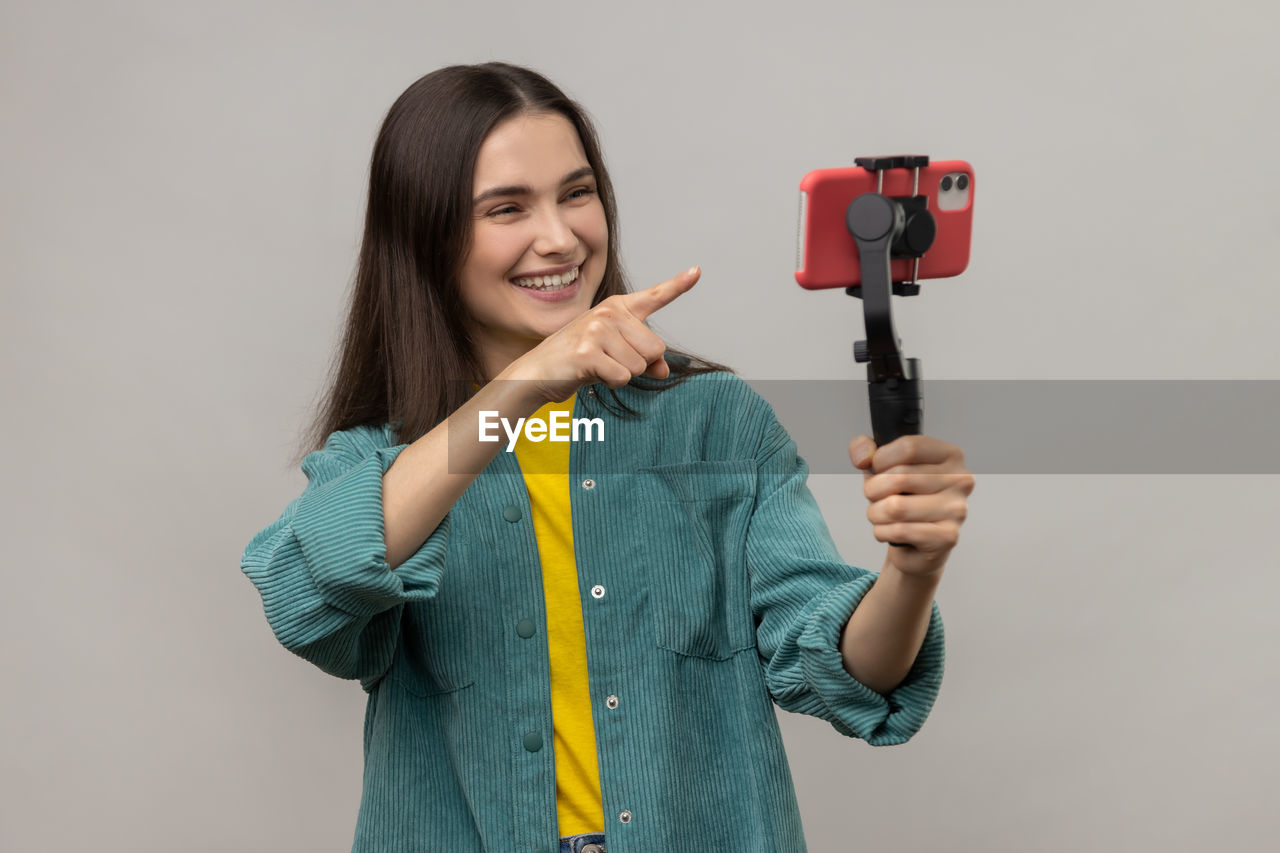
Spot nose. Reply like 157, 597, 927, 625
532, 206, 577, 257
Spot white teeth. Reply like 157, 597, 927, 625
513, 265, 580, 290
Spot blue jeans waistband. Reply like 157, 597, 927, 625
559, 832, 606, 853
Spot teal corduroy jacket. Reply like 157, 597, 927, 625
241, 372, 945, 852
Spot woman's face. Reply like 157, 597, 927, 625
458, 111, 608, 377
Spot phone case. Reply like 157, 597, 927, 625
795, 160, 974, 290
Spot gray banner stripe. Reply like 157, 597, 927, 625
753, 380, 1280, 474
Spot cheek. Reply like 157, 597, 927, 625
471, 224, 527, 275
577, 207, 609, 254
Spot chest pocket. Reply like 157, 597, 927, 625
639, 460, 758, 660
393, 598, 476, 697
390, 502, 483, 698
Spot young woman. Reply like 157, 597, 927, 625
242, 62, 973, 853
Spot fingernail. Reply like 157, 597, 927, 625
853, 440, 872, 465
686, 266, 699, 277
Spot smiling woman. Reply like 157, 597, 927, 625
292, 63, 728, 450
240, 61, 960, 853
459, 113, 609, 379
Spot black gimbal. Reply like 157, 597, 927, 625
844, 155, 936, 450
843, 156, 940, 550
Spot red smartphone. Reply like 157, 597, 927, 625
795, 161, 975, 290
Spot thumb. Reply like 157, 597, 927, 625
850, 435, 876, 479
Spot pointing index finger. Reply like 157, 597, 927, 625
621, 266, 700, 321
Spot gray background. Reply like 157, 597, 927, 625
3, 0, 1277, 850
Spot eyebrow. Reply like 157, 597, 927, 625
472, 166, 596, 207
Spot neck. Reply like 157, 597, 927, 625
476, 336, 540, 384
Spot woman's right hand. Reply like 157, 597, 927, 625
501, 266, 701, 404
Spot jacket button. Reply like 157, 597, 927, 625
581, 478, 596, 490
606, 694, 619, 709
618, 809, 633, 824
503, 505, 521, 523
590, 584, 606, 599
523, 731, 543, 752
516, 619, 536, 639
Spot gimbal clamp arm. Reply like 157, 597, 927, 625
845, 155, 934, 449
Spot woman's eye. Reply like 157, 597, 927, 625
487, 188, 593, 217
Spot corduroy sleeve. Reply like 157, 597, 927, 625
241, 425, 449, 691
747, 415, 945, 745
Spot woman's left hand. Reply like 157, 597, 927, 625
849, 434, 975, 579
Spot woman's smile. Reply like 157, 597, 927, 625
510, 262, 583, 301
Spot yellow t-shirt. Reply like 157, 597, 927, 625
511, 394, 604, 836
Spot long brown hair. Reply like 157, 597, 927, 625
295, 62, 730, 465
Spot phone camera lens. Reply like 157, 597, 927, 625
940, 176, 953, 192
957, 174, 969, 191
